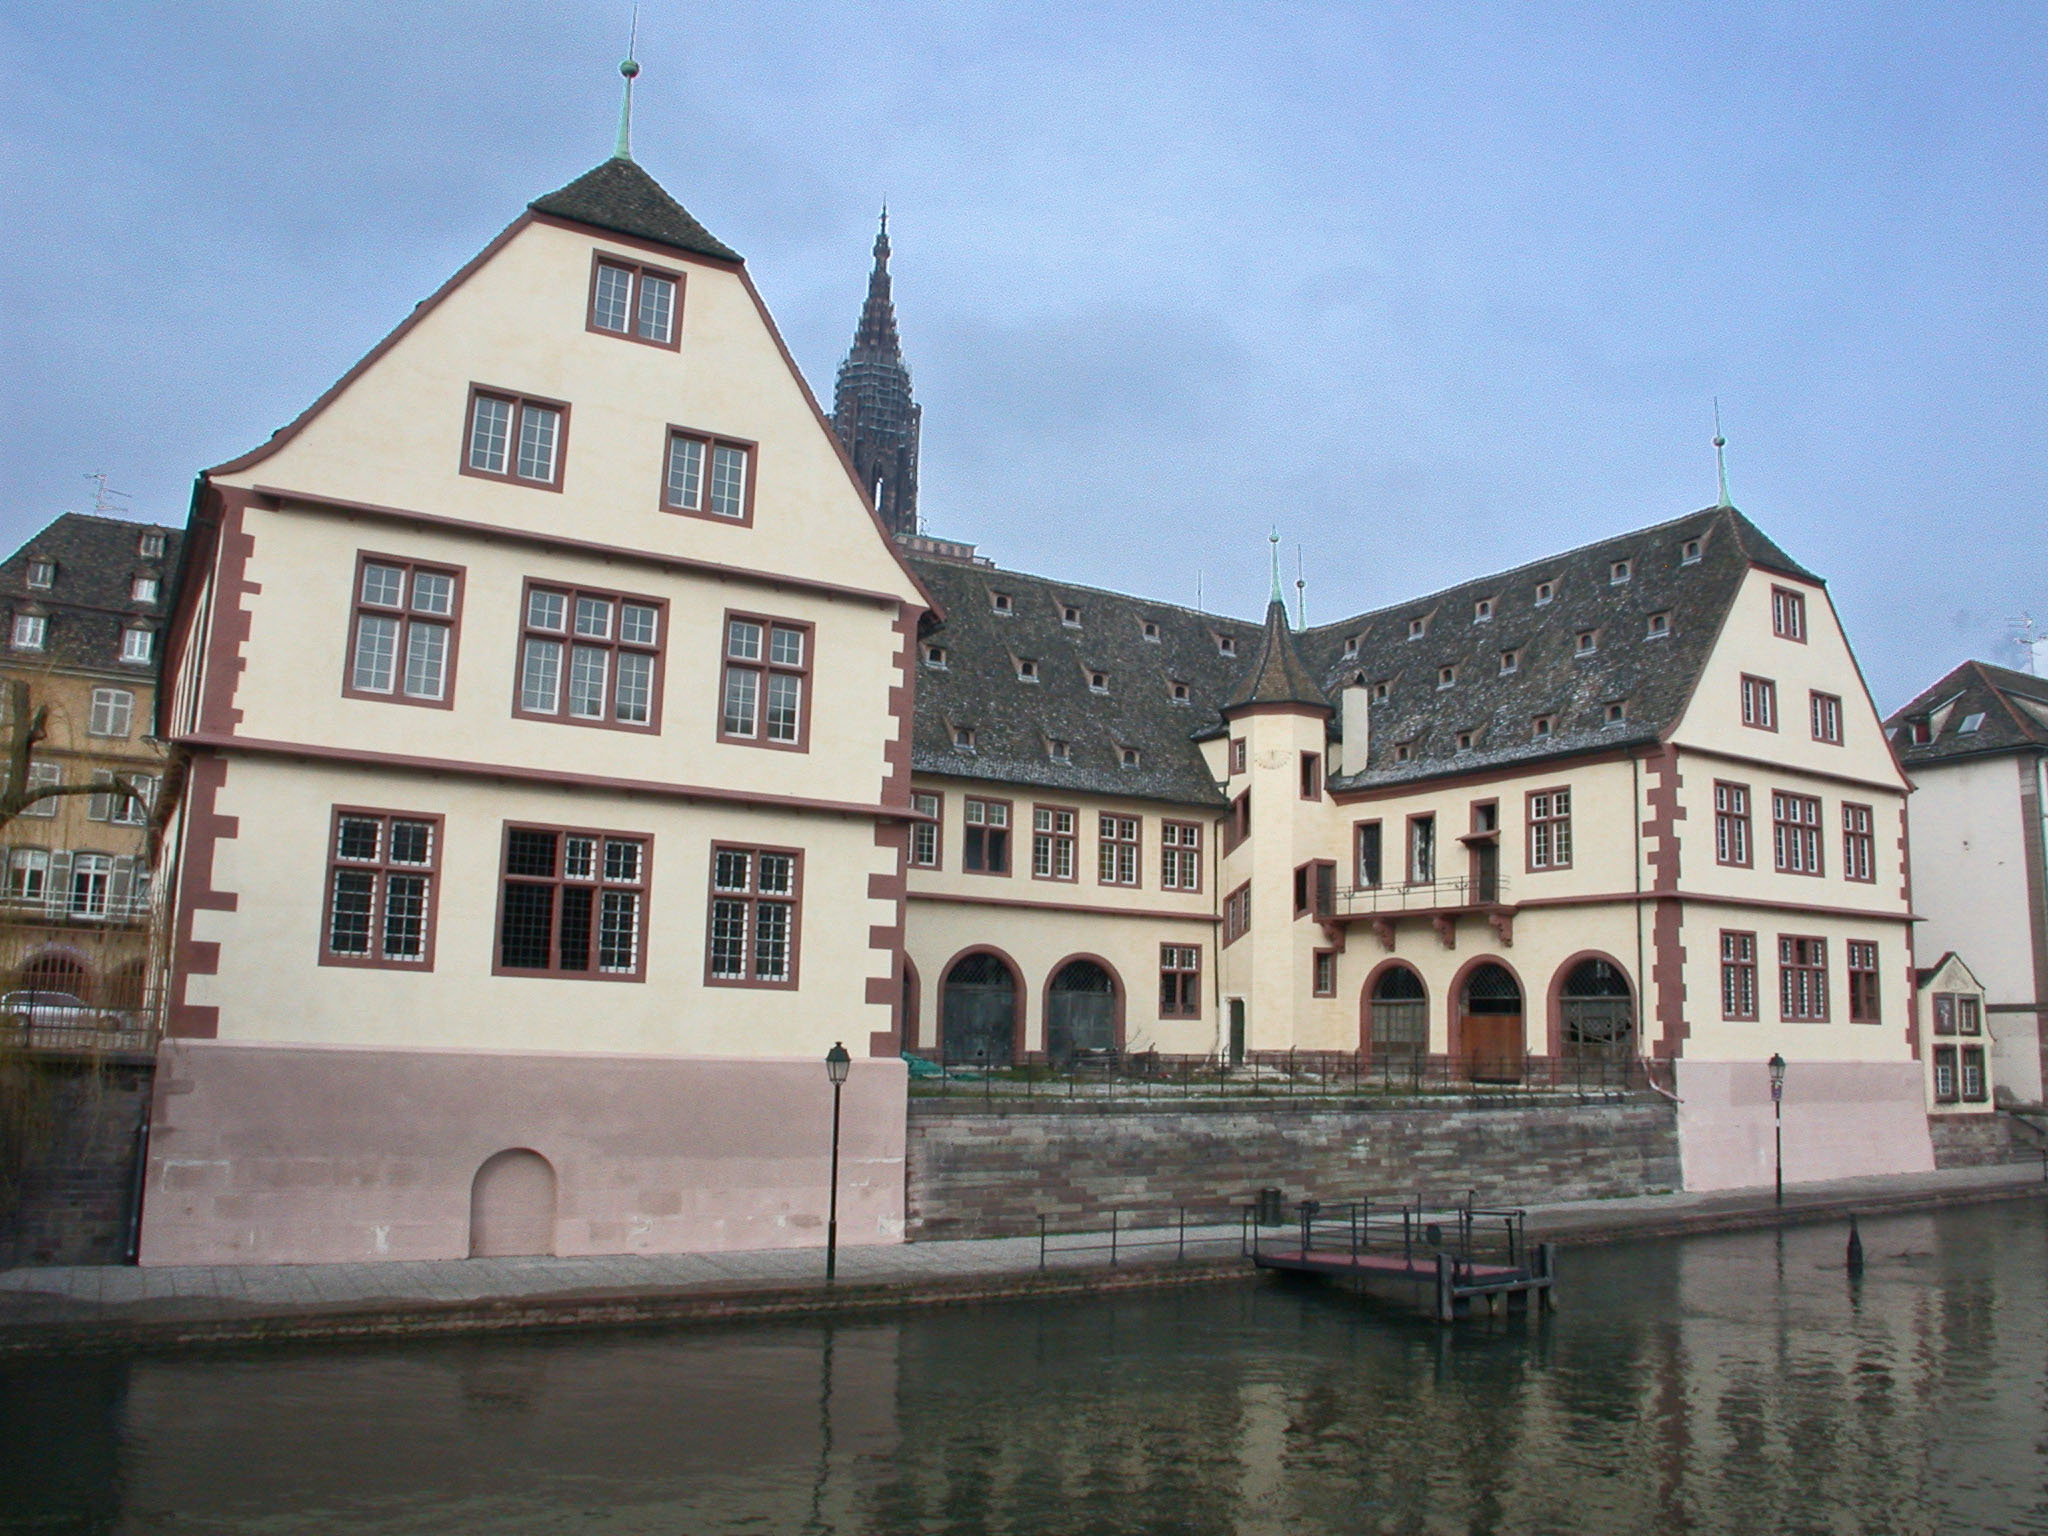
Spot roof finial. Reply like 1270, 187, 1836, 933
613, 8, 640, 162
1268, 527, 1283, 609
874, 204, 890, 263
1295, 545, 1306, 629
1713, 397, 1732, 509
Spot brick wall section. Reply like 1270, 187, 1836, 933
1928, 1112, 2047, 1170
0, 1058, 152, 1267
905, 1094, 1681, 1239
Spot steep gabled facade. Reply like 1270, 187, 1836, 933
144, 155, 929, 1264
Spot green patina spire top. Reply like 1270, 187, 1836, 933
1268, 527, 1283, 610
613, 10, 641, 161
1713, 398, 1732, 510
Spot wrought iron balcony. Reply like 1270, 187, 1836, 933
1329, 875, 1512, 918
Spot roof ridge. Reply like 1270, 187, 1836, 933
903, 552, 1263, 627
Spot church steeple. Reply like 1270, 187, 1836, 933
832, 209, 922, 538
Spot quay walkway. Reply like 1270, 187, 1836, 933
1, 1162, 2039, 1355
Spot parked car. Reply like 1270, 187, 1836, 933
0, 990, 135, 1035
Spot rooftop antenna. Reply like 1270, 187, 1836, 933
1713, 399, 1732, 510
1195, 571, 1203, 612
2012, 612, 2039, 674
613, 8, 640, 161
84, 471, 130, 515
1294, 545, 1306, 629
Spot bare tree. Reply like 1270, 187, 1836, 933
0, 678, 150, 833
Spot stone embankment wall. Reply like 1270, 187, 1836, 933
904, 1094, 1680, 1240
1929, 1112, 2048, 1170
0, 1056, 152, 1268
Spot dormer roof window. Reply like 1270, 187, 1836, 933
1907, 718, 1932, 744
25, 559, 53, 590
1047, 737, 1071, 763
1437, 665, 1456, 690
1455, 730, 1476, 753
1681, 537, 1703, 564
1119, 746, 1141, 769
1060, 603, 1082, 627
1604, 701, 1627, 725
1215, 633, 1236, 657
1646, 612, 1671, 639
1535, 581, 1555, 606
990, 590, 1014, 615
1169, 680, 1191, 704
951, 724, 976, 752
1499, 649, 1521, 675
139, 531, 167, 559
1141, 620, 1160, 642
1610, 560, 1632, 585
1473, 598, 1494, 623
923, 644, 948, 669
131, 575, 159, 603
1088, 670, 1110, 693
1343, 634, 1360, 658
1393, 742, 1412, 763
1370, 678, 1392, 703
1532, 714, 1555, 739
1015, 658, 1039, 682
1575, 629, 1599, 656
1407, 616, 1428, 640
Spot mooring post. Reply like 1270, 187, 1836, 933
1110, 1209, 1119, 1266
1038, 1214, 1047, 1271
1435, 1251, 1455, 1323
1538, 1242, 1557, 1311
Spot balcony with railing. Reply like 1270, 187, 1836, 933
1325, 875, 1516, 949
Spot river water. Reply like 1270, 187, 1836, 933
3, 1199, 2045, 1535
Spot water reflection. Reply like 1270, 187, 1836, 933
2, 1202, 2045, 1534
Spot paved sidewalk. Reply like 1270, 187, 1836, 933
1, 1161, 2040, 1354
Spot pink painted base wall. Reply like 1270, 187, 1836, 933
1673, 1059, 1934, 1193
138, 1041, 907, 1266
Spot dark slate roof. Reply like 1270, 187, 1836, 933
1886, 659, 2048, 765
905, 554, 1263, 807
1224, 599, 1331, 713
529, 158, 742, 263
0, 513, 183, 674
1315, 506, 1795, 791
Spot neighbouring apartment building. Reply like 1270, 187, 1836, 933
1887, 659, 2048, 1108
141, 151, 931, 1265
0, 513, 180, 1020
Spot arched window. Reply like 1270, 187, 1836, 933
1559, 958, 1633, 1061
1369, 966, 1428, 1060
942, 952, 1016, 1067
1046, 959, 1117, 1061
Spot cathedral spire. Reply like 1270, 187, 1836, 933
833, 208, 922, 538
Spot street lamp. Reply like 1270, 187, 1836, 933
824, 1042, 851, 1282
1768, 1052, 1787, 1207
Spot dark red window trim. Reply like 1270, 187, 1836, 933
717, 609, 813, 753
963, 796, 1013, 877
320, 806, 444, 971
1031, 803, 1079, 883
910, 791, 943, 870
492, 821, 652, 982
1719, 929, 1758, 1021
1160, 943, 1202, 1019
460, 384, 570, 492
340, 551, 464, 711
1740, 674, 1778, 732
704, 842, 803, 990
586, 250, 684, 351
512, 579, 667, 735
1160, 818, 1204, 893
662, 425, 757, 525
1312, 947, 1338, 998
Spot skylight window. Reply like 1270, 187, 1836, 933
1958, 712, 1985, 734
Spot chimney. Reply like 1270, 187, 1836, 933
1338, 679, 1370, 775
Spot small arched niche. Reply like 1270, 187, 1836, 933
469, 1148, 557, 1258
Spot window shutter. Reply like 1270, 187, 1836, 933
45, 850, 72, 919
87, 773, 113, 822
108, 856, 136, 919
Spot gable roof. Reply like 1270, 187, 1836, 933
1886, 659, 2048, 765
529, 158, 742, 263
0, 513, 183, 673
1224, 600, 1331, 714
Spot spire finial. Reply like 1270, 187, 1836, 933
874, 205, 890, 263
1713, 398, 1732, 509
1268, 527, 1283, 608
613, 8, 640, 161
1295, 546, 1306, 630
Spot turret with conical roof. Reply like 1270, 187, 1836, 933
1224, 598, 1332, 716
832, 212, 922, 537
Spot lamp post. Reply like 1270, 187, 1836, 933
824, 1042, 851, 1282
1768, 1052, 1787, 1207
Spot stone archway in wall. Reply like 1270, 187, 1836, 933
1555, 955, 1635, 1062
11, 951, 91, 1003
1362, 962, 1429, 1065
1457, 960, 1524, 1083
901, 956, 922, 1051
941, 951, 1018, 1068
1045, 957, 1120, 1063
469, 1149, 558, 1258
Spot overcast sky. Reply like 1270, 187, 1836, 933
4, 2, 2042, 708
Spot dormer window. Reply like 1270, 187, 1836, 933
1535, 581, 1555, 606
1343, 635, 1360, 658
139, 531, 166, 559
1604, 701, 1627, 725
990, 591, 1014, 615
1455, 730, 1476, 753
1141, 620, 1161, 642
1681, 538, 1703, 564
1575, 630, 1598, 656
11, 614, 46, 651
1437, 665, 1456, 690
1061, 604, 1082, 627
589, 255, 680, 347
1907, 719, 1932, 745
1499, 649, 1520, 675
131, 575, 159, 603
1407, 616, 1428, 640
26, 560, 53, 590
1047, 737, 1072, 763
1016, 658, 1039, 682
952, 725, 976, 752
1215, 633, 1236, 657
1370, 678, 1392, 703
1959, 712, 1985, 734
1120, 746, 1141, 769
1532, 715, 1554, 739
1393, 742, 1412, 763
1170, 680, 1191, 704
1646, 612, 1671, 639
1473, 599, 1494, 623
121, 626, 154, 664
1610, 560, 1632, 585
1089, 671, 1109, 693
923, 644, 948, 669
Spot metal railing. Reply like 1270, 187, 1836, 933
1033, 1207, 1249, 1270
1328, 876, 1510, 917
1250, 1192, 1529, 1271
0, 892, 153, 925
0, 1017, 156, 1055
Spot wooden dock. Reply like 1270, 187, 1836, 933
1247, 1195, 1556, 1322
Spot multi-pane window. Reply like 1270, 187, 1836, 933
1160, 945, 1201, 1018
1720, 931, 1758, 1020
589, 256, 680, 346
1772, 792, 1824, 875
121, 627, 154, 663
1714, 782, 1752, 866
347, 556, 460, 706
87, 771, 156, 826
131, 576, 159, 602
11, 614, 46, 650
1779, 935, 1828, 1021
466, 388, 566, 488
1223, 883, 1251, 947
518, 583, 663, 729
1408, 815, 1435, 883
1230, 738, 1247, 775
664, 430, 753, 521
963, 798, 1010, 874
1932, 1045, 1959, 1103
1527, 788, 1571, 870
1961, 1046, 1987, 1102
17, 761, 60, 818
70, 854, 112, 917
1810, 691, 1843, 744
324, 810, 440, 968
910, 792, 941, 868
1956, 994, 1982, 1035
707, 845, 800, 988
1842, 803, 1874, 882
1032, 806, 1076, 880
498, 825, 648, 979
1355, 821, 1383, 887
1161, 820, 1202, 891
140, 531, 166, 559
1098, 814, 1140, 886
25, 560, 53, 589
1772, 586, 1806, 640
1846, 940, 1880, 1023
87, 688, 134, 738
6, 848, 48, 902
1741, 675, 1777, 730
1313, 950, 1337, 997
719, 613, 810, 748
